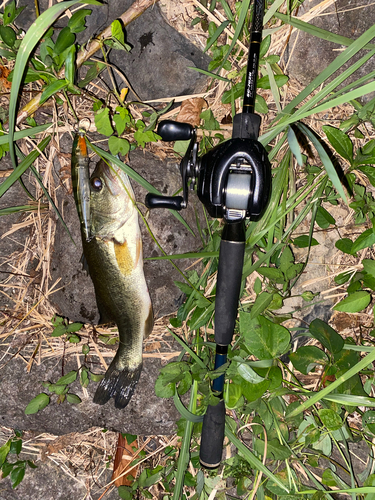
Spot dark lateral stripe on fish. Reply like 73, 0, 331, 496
93, 362, 143, 409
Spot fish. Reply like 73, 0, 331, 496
71, 149, 154, 409
71, 132, 91, 241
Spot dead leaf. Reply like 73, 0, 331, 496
176, 98, 206, 127
112, 433, 138, 487
0, 66, 11, 92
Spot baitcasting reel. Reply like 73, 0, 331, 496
145, 112, 271, 223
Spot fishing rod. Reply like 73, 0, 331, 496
145, 0, 271, 469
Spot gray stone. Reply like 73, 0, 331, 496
16, 0, 210, 101
284, 0, 375, 103
0, 355, 179, 436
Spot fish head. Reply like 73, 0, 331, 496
89, 159, 136, 239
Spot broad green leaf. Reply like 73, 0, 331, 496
0, 25, 16, 47
54, 26, 75, 55
154, 376, 175, 398
25, 393, 50, 414
293, 235, 319, 248
254, 438, 291, 460
158, 361, 189, 384
108, 136, 130, 156
257, 74, 288, 90
10, 465, 26, 488
257, 267, 285, 284
250, 291, 273, 319
240, 313, 290, 359
318, 409, 343, 431
358, 165, 375, 186
363, 259, 375, 277
67, 8, 91, 33
51, 324, 66, 337
315, 205, 335, 229
56, 370, 77, 385
224, 382, 242, 409
352, 228, 375, 253
66, 322, 83, 333
279, 246, 294, 273
336, 237, 357, 255
40, 79, 68, 105
333, 290, 371, 313
64, 44, 76, 85
0, 440, 11, 467
309, 319, 344, 354
290, 346, 328, 375
237, 363, 265, 384
66, 393, 81, 404
4, 1, 25, 26
241, 379, 270, 402
363, 410, 375, 434
94, 107, 114, 136
322, 125, 353, 163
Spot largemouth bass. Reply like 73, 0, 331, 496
72, 142, 153, 409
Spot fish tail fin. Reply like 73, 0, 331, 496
93, 359, 142, 409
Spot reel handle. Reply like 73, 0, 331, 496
157, 120, 194, 142
145, 193, 185, 211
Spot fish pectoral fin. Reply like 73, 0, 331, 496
80, 253, 90, 274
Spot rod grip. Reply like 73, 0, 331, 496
199, 400, 226, 469
215, 223, 245, 345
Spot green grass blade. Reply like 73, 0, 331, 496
89, 144, 195, 236
0, 204, 44, 215
172, 381, 198, 500
8, 0, 82, 169
295, 122, 348, 203
167, 328, 207, 369
288, 347, 375, 418
144, 251, 219, 261
263, 0, 286, 25
225, 426, 289, 492
0, 123, 52, 146
281, 21, 375, 116
275, 13, 375, 51
218, 0, 251, 73
0, 136, 51, 197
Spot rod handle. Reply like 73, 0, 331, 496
199, 400, 225, 469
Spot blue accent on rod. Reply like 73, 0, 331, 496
212, 353, 227, 393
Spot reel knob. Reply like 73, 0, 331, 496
157, 120, 194, 142
145, 194, 185, 211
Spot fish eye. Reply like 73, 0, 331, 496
91, 177, 103, 191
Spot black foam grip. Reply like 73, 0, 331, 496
145, 193, 183, 211
157, 120, 194, 142
215, 238, 245, 345
199, 400, 226, 469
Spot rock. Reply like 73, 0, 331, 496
16, 0, 210, 101
0, 355, 179, 436
284, 0, 375, 103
